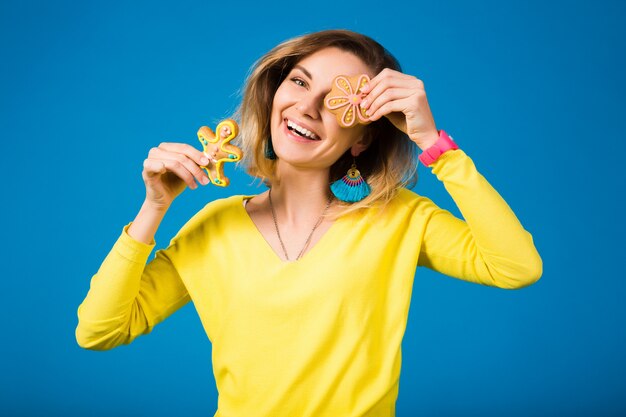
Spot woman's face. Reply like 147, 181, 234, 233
270, 47, 374, 171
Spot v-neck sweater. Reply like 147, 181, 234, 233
76, 149, 542, 417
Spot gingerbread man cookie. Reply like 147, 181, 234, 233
197, 119, 242, 187
324, 74, 372, 127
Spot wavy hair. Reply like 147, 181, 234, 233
234, 29, 419, 219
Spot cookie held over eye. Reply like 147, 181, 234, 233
197, 119, 242, 187
324, 74, 372, 128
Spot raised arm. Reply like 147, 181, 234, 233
76, 140, 212, 350
417, 149, 542, 289
360, 68, 541, 289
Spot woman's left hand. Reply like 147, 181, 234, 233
360, 68, 439, 150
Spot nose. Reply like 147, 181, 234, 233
295, 92, 324, 120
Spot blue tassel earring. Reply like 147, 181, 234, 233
264, 137, 277, 160
330, 159, 371, 203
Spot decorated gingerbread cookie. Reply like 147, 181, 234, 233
324, 74, 371, 128
197, 119, 242, 187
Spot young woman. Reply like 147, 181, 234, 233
76, 30, 542, 416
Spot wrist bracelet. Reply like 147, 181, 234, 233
418, 130, 459, 166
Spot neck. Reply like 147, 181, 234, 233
270, 162, 333, 225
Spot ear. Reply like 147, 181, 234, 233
350, 133, 373, 157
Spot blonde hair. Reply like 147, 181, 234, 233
235, 29, 419, 219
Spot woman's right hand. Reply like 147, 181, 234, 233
141, 142, 211, 211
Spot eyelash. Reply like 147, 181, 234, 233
291, 77, 306, 88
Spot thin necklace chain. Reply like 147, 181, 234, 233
268, 188, 332, 261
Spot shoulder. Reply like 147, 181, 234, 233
170, 194, 251, 244
354, 188, 441, 229
384, 187, 440, 216
192, 194, 246, 224
200, 194, 246, 217
345, 188, 443, 238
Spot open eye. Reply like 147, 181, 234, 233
291, 77, 307, 88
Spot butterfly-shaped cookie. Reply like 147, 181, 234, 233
197, 119, 242, 187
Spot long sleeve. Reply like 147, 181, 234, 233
75, 223, 191, 350
417, 149, 542, 289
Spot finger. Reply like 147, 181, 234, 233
157, 142, 209, 167
155, 158, 199, 189
150, 147, 210, 185
363, 88, 414, 118
361, 81, 412, 114
360, 68, 414, 94
360, 68, 402, 92
361, 74, 423, 109
361, 71, 423, 108
367, 97, 414, 122
143, 158, 167, 178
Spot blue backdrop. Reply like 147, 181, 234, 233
2, 0, 625, 415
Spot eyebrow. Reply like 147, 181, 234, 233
293, 64, 312, 80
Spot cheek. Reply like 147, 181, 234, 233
270, 84, 281, 105
325, 119, 363, 145
271, 91, 281, 115
322, 113, 344, 136
273, 82, 292, 108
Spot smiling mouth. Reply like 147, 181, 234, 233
285, 119, 321, 140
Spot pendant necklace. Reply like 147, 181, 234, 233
268, 187, 332, 261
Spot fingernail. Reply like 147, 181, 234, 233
360, 99, 368, 108
201, 157, 209, 165
201, 176, 209, 185
361, 83, 369, 92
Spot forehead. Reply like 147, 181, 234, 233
294, 47, 374, 83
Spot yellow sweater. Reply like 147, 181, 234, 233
76, 149, 542, 417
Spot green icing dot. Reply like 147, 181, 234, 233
215, 179, 221, 184
228, 154, 236, 159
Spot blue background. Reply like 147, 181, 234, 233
2, 0, 625, 415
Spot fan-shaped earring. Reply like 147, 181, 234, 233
330, 158, 370, 203
264, 137, 277, 160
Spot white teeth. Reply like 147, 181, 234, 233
287, 119, 319, 140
